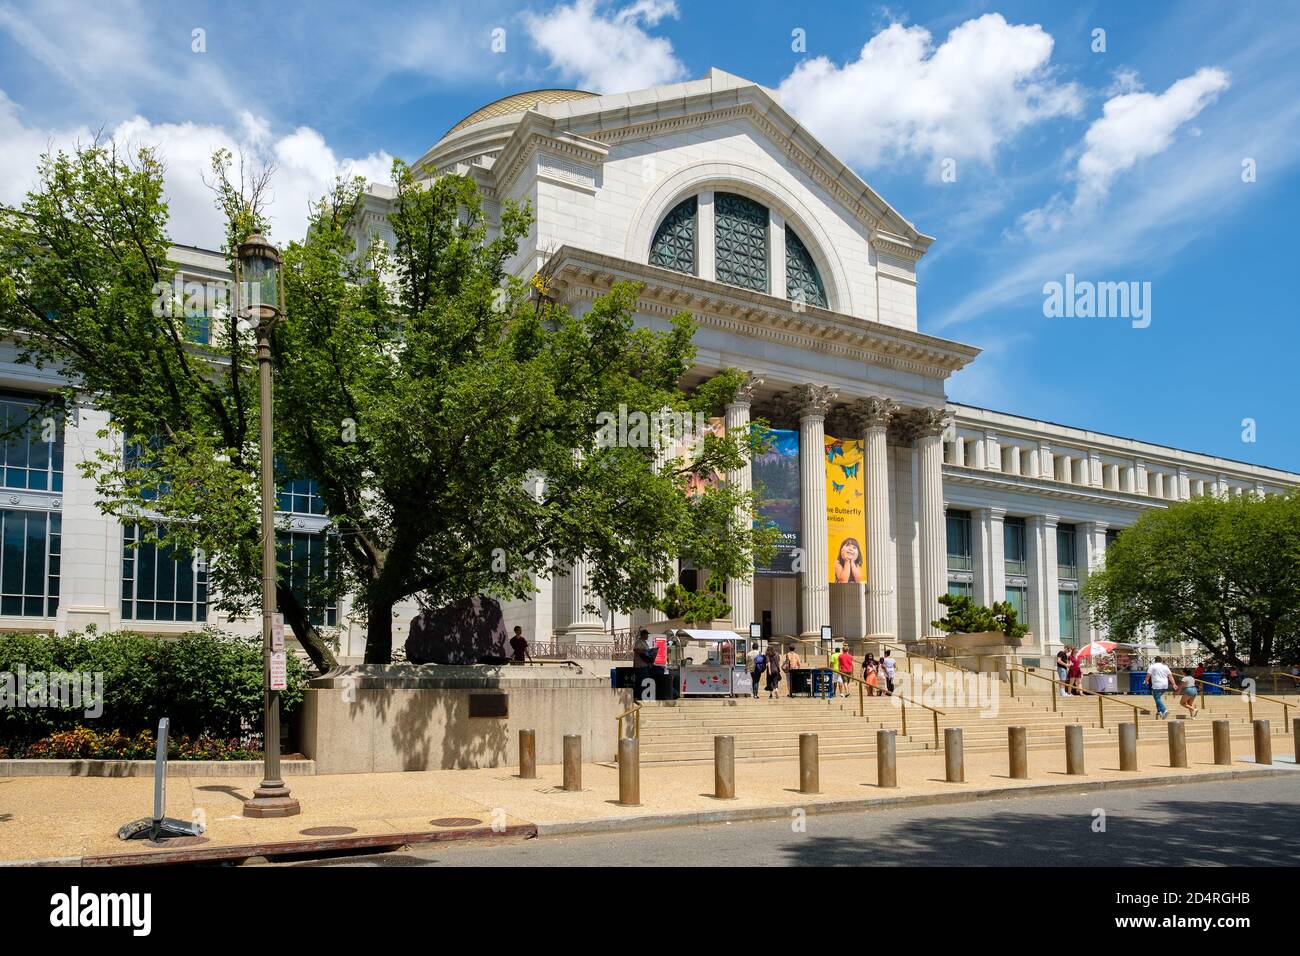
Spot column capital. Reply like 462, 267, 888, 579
844, 395, 900, 433
781, 383, 837, 421
728, 371, 764, 409
988, 506, 1008, 520
894, 405, 952, 442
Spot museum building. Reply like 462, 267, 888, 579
2, 69, 1295, 663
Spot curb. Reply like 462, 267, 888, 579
0, 824, 537, 868
533, 766, 1293, 837
0, 758, 316, 778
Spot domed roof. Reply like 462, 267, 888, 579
443, 89, 598, 138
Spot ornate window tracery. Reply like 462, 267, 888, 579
648, 196, 697, 275
714, 193, 769, 293
785, 228, 827, 307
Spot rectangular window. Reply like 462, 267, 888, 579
121, 525, 207, 623
1057, 524, 1078, 581
0, 509, 60, 617
947, 580, 973, 598
1058, 590, 1079, 645
277, 530, 338, 627
946, 510, 972, 571
0, 393, 64, 493
1105, 528, 1120, 550
1004, 585, 1026, 622
276, 476, 327, 516
1003, 517, 1027, 576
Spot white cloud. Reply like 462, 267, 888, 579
1020, 67, 1231, 236
1, 92, 394, 250
1076, 68, 1230, 206
522, 0, 687, 93
776, 13, 1082, 170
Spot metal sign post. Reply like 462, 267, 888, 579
117, 718, 206, 842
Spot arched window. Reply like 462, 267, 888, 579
785, 228, 827, 308
648, 196, 697, 275
714, 193, 768, 293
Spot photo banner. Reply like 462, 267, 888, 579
825, 435, 865, 584
752, 426, 800, 576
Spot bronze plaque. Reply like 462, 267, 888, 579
469, 693, 509, 718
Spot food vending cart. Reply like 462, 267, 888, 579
669, 629, 750, 698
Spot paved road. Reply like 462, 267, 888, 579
282, 775, 1300, 867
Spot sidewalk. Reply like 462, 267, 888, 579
1, 736, 1295, 865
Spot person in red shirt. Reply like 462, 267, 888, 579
838, 646, 855, 684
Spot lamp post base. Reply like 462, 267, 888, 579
243, 784, 301, 818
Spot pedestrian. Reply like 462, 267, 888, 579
864, 653, 879, 696
838, 644, 855, 690
632, 628, 656, 700
1177, 668, 1200, 718
782, 644, 802, 696
828, 643, 842, 697
765, 643, 782, 699
1147, 656, 1174, 719
1055, 646, 1071, 697
1068, 647, 1083, 696
509, 625, 532, 663
881, 649, 896, 696
747, 642, 763, 699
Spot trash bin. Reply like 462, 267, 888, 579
1127, 671, 1150, 694
1201, 672, 1224, 694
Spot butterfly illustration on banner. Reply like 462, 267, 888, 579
841, 462, 859, 478
826, 442, 845, 462
832, 480, 845, 492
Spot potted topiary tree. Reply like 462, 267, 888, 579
930, 593, 1030, 650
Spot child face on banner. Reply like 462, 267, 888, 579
835, 537, 863, 582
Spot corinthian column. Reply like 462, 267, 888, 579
913, 406, 951, 640
789, 383, 837, 638
848, 396, 899, 639
725, 373, 763, 635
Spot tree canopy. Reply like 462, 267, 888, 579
1082, 491, 1300, 666
1, 141, 774, 667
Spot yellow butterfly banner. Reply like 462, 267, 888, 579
825, 435, 865, 585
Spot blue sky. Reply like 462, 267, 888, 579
2, 0, 1298, 470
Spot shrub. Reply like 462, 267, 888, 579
16, 726, 260, 760
930, 593, 1030, 639
0, 628, 306, 749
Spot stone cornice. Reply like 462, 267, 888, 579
543, 246, 981, 380
493, 113, 610, 196
943, 465, 1169, 512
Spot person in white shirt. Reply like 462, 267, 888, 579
1147, 657, 1174, 719
1176, 668, 1200, 718
881, 649, 897, 696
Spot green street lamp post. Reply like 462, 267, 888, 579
236, 233, 301, 818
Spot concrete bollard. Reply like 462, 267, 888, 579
518, 729, 537, 779
877, 729, 897, 788
1212, 719, 1232, 766
1118, 722, 1137, 772
1253, 720, 1272, 765
1008, 726, 1028, 779
714, 735, 736, 799
617, 737, 640, 806
1065, 725, 1085, 775
562, 734, 582, 791
799, 733, 819, 794
944, 728, 964, 783
1167, 720, 1188, 768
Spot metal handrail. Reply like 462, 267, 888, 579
769, 636, 945, 746
1006, 664, 1149, 736
1265, 671, 1300, 696
1182, 674, 1291, 727
616, 702, 641, 741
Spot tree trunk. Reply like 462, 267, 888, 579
276, 583, 338, 674
364, 597, 395, 664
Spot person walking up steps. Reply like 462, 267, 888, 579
881, 649, 897, 696
1147, 656, 1174, 719
1177, 667, 1200, 718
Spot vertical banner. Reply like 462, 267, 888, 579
753, 426, 800, 576
825, 435, 865, 584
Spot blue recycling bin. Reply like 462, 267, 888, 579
1127, 671, 1150, 694
1201, 672, 1224, 694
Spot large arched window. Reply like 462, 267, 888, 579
785, 228, 827, 307
648, 196, 697, 275
714, 192, 768, 293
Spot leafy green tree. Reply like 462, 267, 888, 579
1082, 492, 1300, 666
1, 142, 774, 666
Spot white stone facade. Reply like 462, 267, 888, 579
3, 69, 1295, 664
